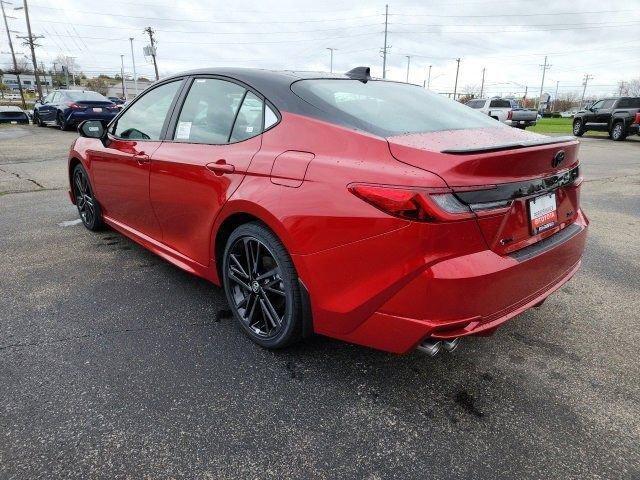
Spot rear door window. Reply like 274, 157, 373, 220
174, 78, 245, 144
230, 92, 264, 142
601, 99, 616, 109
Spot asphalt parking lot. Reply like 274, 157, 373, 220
1, 125, 639, 479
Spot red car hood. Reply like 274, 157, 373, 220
387, 127, 579, 186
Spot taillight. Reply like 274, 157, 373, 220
348, 184, 474, 222
635, 112, 640, 124
507, 110, 513, 120
68, 102, 82, 109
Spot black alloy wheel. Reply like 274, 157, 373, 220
72, 164, 103, 231
223, 222, 302, 349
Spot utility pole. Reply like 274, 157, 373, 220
144, 26, 159, 81
1, 0, 26, 109
130, 37, 138, 96
62, 65, 69, 88
453, 58, 461, 100
381, 4, 388, 79
120, 54, 127, 99
326, 47, 336, 73
553, 80, 559, 111
618, 81, 626, 96
423, 64, 432, 89
537, 56, 551, 111
480, 67, 486, 98
52, 60, 57, 88
581, 74, 593, 105
523, 85, 528, 103
16, 0, 42, 99
405, 55, 411, 83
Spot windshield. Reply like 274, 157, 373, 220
466, 100, 485, 109
65, 91, 109, 102
291, 79, 503, 136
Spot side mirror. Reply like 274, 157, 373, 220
78, 120, 105, 139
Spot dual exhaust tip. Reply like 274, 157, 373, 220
417, 338, 460, 357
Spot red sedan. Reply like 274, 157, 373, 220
68, 67, 587, 355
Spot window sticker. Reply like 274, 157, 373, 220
176, 121, 192, 140
245, 126, 254, 133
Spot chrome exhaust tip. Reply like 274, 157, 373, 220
442, 338, 460, 352
417, 339, 442, 357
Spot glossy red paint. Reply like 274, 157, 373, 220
69, 107, 588, 354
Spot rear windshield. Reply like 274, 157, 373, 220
291, 79, 503, 136
65, 91, 108, 102
489, 99, 512, 108
466, 99, 485, 109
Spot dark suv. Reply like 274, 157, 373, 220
573, 97, 640, 141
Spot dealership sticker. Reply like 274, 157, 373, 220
176, 121, 192, 139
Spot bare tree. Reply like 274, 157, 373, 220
3, 56, 32, 74
53, 55, 80, 75
627, 78, 640, 97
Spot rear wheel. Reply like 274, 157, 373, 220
72, 164, 103, 231
610, 121, 627, 141
222, 222, 302, 349
57, 112, 69, 131
572, 118, 585, 136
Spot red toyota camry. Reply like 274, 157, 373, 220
68, 67, 587, 355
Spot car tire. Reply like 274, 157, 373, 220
57, 112, 69, 131
34, 113, 45, 127
572, 119, 585, 136
72, 164, 104, 231
610, 122, 627, 141
222, 222, 303, 349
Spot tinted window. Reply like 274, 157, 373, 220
601, 99, 616, 109
174, 78, 244, 144
591, 100, 605, 109
230, 92, 263, 142
291, 79, 502, 136
617, 98, 640, 108
466, 99, 485, 109
66, 91, 109, 102
489, 99, 511, 108
114, 81, 181, 140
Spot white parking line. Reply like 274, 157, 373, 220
58, 219, 82, 227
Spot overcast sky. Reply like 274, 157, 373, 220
2, 0, 639, 98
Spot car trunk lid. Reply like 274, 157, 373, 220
387, 127, 582, 256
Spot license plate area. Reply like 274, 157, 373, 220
528, 192, 557, 235
92, 107, 102, 112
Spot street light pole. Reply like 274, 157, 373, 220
120, 54, 127, 99
326, 47, 336, 73
453, 58, 461, 100
424, 64, 432, 89
0, 0, 26, 109
129, 37, 138, 96
480, 67, 486, 98
382, 4, 388, 79
405, 55, 411, 83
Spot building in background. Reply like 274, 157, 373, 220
1, 73, 53, 94
106, 79, 152, 100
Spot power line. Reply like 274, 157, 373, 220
389, 9, 637, 18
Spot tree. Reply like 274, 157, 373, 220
627, 78, 640, 97
85, 77, 109, 95
3, 56, 32, 74
53, 55, 80, 75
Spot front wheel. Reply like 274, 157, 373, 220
610, 122, 627, 141
34, 112, 45, 127
72, 164, 104, 231
222, 222, 303, 349
573, 119, 585, 136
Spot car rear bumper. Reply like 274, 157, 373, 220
65, 111, 117, 125
301, 210, 588, 354
0, 116, 29, 124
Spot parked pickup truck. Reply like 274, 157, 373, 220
465, 98, 537, 129
573, 97, 640, 141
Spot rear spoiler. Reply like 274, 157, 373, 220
441, 135, 577, 154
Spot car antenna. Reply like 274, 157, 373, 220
345, 67, 371, 83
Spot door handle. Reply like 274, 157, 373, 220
206, 159, 235, 175
134, 153, 150, 164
